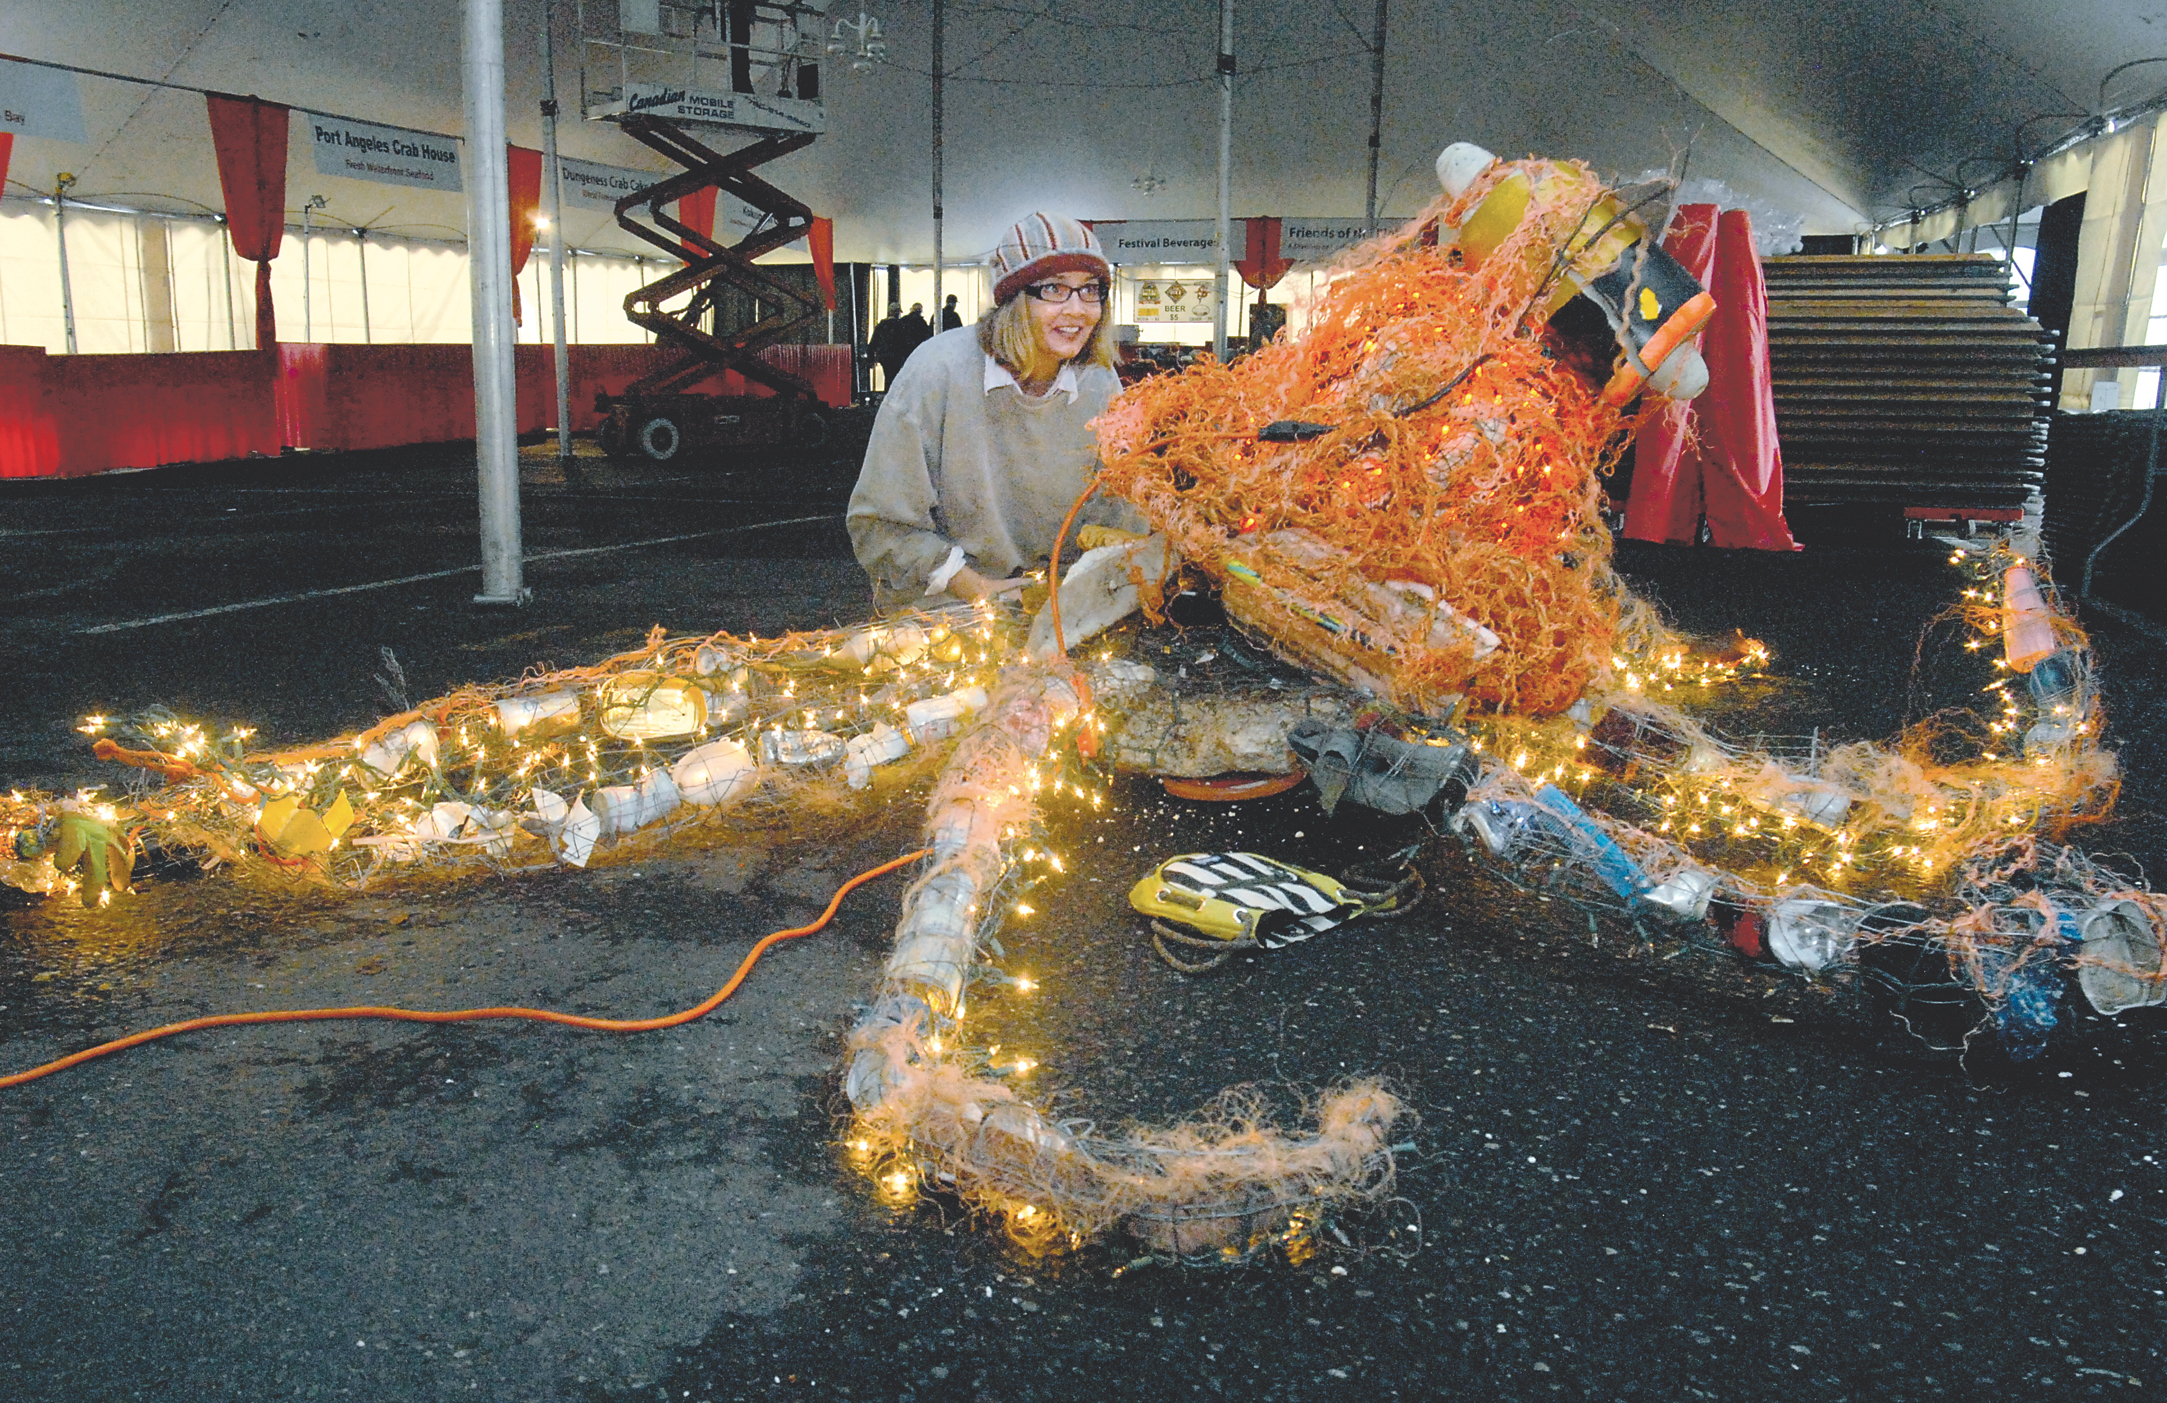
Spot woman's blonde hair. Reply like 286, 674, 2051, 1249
977, 287, 1116, 378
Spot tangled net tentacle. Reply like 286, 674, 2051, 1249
1096, 161, 1641, 715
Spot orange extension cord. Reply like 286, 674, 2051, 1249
0, 848, 928, 1090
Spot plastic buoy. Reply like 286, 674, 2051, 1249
2002, 565, 2057, 673
1159, 773, 1307, 802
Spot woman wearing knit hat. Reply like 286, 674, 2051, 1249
847, 212, 1147, 609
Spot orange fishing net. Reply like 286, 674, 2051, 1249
1096, 158, 1639, 715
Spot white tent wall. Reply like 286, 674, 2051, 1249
561, 252, 658, 345
1889, 117, 2146, 254
6, 3, 2167, 370
2064, 112, 2167, 413
0, 208, 69, 351
0, 203, 669, 354
165, 218, 251, 352
57, 210, 153, 354
885, 265, 989, 331
377, 239, 472, 346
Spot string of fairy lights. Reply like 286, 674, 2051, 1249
3, 597, 1113, 904
0, 510, 2142, 1260
0, 535, 2124, 1008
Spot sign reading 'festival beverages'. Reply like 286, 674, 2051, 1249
603, 83, 825, 135
0, 59, 88, 143
307, 113, 463, 191
1093, 220, 1245, 266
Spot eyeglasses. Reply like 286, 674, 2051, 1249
1024, 281, 1109, 305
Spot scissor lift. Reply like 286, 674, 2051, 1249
578, 0, 834, 461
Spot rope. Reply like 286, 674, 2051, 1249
1044, 476, 1105, 661
0, 848, 928, 1090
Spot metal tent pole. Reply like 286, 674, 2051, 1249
2006, 156, 2029, 283
1364, 0, 1388, 224
465, 0, 527, 605
221, 219, 236, 348
301, 196, 325, 339
931, 0, 944, 325
55, 175, 79, 354
302, 202, 312, 338
355, 229, 373, 343
542, 2, 573, 463
1212, 0, 1233, 363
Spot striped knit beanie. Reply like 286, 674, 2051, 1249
990, 213, 1111, 305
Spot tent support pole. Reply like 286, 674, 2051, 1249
465, 0, 528, 606
931, 0, 944, 330
543, 1, 574, 463
56, 176, 78, 355
1213, 0, 1233, 363
1364, 0, 1387, 223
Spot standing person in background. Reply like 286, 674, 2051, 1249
847, 214, 1145, 609
940, 293, 963, 331
868, 302, 910, 390
900, 302, 934, 361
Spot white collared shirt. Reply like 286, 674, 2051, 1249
982, 354, 1080, 403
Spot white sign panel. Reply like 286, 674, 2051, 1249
1095, 220, 1244, 265
1131, 276, 1217, 324
0, 59, 88, 143
614, 84, 824, 135
1281, 219, 1383, 263
556, 160, 802, 250
308, 113, 463, 191
557, 156, 662, 210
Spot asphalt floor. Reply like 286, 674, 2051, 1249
4, 441, 2167, 1401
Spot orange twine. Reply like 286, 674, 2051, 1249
1094, 161, 1641, 715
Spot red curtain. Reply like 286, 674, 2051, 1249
1698, 210, 1799, 550
677, 187, 717, 257
507, 145, 543, 324
0, 344, 59, 478
204, 94, 290, 352
1623, 205, 1799, 551
809, 216, 836, 309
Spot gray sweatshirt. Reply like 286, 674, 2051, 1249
847, 325, 1144, 607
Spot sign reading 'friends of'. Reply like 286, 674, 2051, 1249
0, 59, 88, 144
1280, 220, 1383, 262
308, 113, 463, 191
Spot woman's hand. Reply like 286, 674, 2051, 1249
947, 565, 1027, 603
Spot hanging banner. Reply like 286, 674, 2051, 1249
1280, 219, 1383, 263
557, 155, 663, 210
1130, 275, 1218, 324
602, 83, 825, 135
557, 156, 778, 239
1236, 216, 1291, 290
0, 58, 88, 143
1094, 219, 1246, 265
307, 113, 462, 190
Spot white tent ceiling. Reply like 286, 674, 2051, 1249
3, 0, 2164, 265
